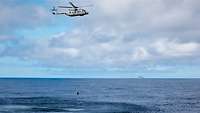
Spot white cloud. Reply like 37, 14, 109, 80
96, 0, 133, 15
1, 0, 200, 69
153, 39, 200, 57
86, 0, 200, 39
145, 64, 173, 72
132, 47, 151, 61
53, 48, 80, 58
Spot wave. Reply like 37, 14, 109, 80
0, 97, 160, 113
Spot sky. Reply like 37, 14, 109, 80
0, 0, 200, 78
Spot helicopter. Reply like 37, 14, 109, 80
51, 1, 90, 17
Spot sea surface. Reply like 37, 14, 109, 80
0, 78, 199, 113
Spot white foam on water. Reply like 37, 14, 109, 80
65, 108, 84, 112
0, 105, 32, 110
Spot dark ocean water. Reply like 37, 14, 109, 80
0, 78, 200, 113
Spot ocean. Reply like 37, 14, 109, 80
0, 78, 199, 113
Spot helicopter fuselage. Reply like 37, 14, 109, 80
52, 1, 90, 17
66, 8, 88, 16
52, 8, 88, 17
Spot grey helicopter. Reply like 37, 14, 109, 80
51, 1, 90, 17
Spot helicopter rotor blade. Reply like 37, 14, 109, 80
69, 2, 78, 8
58, 6, 73, 8
79, 4, 93, 8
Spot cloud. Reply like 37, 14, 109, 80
0, 1, 50, 33
1, 0, 200, 72
85, 0, 200, 41
153, 39, 200, 57
1, 31, 200, 70
132, 47, 151, 61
